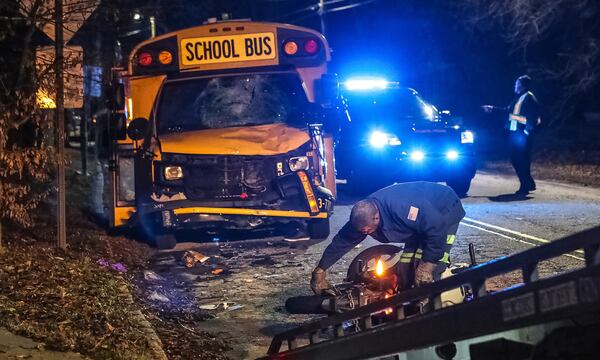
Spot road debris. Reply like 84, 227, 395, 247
149, 291, 170, 303
182, 250, 210, 268
111, 262, 128, 273
199, 302, 243, 311
144, 270, 164, 282
226, 304, 244, 312
211, 268, 224, 275
96, 258, 128, 272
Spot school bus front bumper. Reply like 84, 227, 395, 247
173, 207, 327, 218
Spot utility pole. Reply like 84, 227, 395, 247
318, 0, 326, 36
55, 0, 67, 249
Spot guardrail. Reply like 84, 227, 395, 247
265, 225, 600, 358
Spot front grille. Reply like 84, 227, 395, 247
162, 153, 289, 202
187, 156, 276, 200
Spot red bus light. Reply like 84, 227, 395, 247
138, 52, 153, 66
304, 39, 319, 54
284, 41, 299, 55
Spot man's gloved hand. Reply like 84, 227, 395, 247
414, 261, 436, 287
310, 267, 336, 296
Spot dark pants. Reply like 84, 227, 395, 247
508, 131, 536, 191
395, 221, 460, 291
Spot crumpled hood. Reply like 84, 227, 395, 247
159, 123, 310, 155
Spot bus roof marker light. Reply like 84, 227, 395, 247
344, 78, 388, 91
138, 52, 153, 66
284, 41, 299, 55
158, 51, 173, 65
304, 39, 319, 54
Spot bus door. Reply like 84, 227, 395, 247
107, 68, 136, 228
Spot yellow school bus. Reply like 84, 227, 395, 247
108, 20, 339, 248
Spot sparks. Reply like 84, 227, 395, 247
375, 258, 384, 277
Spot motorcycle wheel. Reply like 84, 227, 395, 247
346, 244, 403, 281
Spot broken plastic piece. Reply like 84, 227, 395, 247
211, 268, 224, 275
144, 270, 164, 282
111, 263, 127, 273
149, 291, 170, 302
182, 250, 210, 268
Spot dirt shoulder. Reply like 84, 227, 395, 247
480, 125, 600, 188
0, 163, 229, 359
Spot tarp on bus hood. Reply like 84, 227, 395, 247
159, 123, 310, 155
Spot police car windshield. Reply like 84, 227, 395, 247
156, 73, 309, 134
346, 89, 436, 123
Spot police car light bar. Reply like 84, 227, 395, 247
344, 78, 389, 91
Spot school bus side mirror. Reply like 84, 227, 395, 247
316, 73, 340, 107
127, 117, 149, 141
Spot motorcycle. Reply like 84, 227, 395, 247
286, 244, 477, 319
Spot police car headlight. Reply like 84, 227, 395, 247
288, 156, 309, 171
369, 131, 401, 148
446, 150, 459, 160
461, 130, 474, 144
411, 150, 425, 161
164, 166, 183, 180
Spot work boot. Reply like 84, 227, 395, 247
515, 187, 529, 195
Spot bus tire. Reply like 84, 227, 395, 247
308, 218, 330, 240
150, 234, 177, 250
138, 213, 177, 249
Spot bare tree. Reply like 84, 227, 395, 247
0, 0, 96, 240
456, 0, 600, 126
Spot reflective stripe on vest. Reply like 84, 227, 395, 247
509, 92, 532, 131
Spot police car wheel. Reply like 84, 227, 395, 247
308, 218, 330, 240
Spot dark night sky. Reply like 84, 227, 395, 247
74, 0, 597, 130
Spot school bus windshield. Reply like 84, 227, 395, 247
156, 72, 309, 134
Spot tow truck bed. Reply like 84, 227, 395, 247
263, 226, 600, 360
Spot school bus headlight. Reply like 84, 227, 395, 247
288, 156, 309, 171
164, 166, 183, 180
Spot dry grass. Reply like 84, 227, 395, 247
0, 169, 158, 359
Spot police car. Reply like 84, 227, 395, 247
335, 79, 476, 197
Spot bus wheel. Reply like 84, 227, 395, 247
150, 234, 177, 250
138, 214, 177, 249
308, 218, 330, 240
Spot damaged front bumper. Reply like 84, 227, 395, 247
138, 175, 334, 232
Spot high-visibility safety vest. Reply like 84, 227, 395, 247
508, 91, 534, 131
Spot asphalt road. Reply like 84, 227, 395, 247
149, 172, 600, 359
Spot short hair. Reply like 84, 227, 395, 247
350, 199, 379, 231
517, 75, 532, 90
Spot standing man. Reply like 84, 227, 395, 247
483, 75, 541, 194
311, 182, 465, 295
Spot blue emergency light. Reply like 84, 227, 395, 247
344, 78, 389, 91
